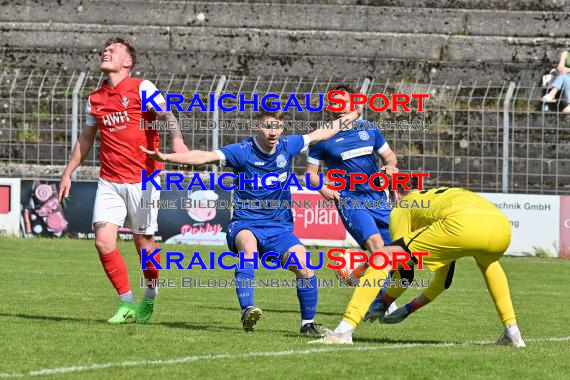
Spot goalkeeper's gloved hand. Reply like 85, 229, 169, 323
381, 303, 414, 324
364, 298, 390, 323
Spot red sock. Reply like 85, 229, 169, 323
408, 298, 422, 312
99, 248, 131, 295
138, 245, 160, 288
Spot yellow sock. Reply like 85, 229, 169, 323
342, 266, 389, 327
478, 260, 517, 326
385, 270, 408, 300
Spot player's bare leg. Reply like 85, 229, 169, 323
361, 234, 399, 319
94, 222, 137, 324
134, 234, 159, 324
235, 230, 262, 332
283, 244, 321, 336
310, 253, 390, 344
477, 259, 525, 348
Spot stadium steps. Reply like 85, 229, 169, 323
1, 21, 566, 61
0, 47, 550, 83
2, 2, 569, 37
1, 1, 568, 82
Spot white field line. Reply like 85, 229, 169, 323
1, 336, 568, 378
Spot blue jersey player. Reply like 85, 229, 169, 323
306, 85, 408, 319
306, 84, 398, 253
140, 107, 361, 334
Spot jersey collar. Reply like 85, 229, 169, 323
253, 136, 278, 155
102, 76, 131, 93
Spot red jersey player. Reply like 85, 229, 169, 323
58, 37, 188, 324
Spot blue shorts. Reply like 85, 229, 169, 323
226, 220, 302, 260
337, 204, 392, 249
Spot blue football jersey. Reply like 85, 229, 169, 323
217, 135, 309, 223
307, 119, 390, 202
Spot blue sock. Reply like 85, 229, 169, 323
296, 275, 318, 320
235, 263, 255, 310
378, 271, 393, 298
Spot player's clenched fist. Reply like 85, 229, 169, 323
381, 165, 399, 176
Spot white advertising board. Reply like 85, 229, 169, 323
479, 193, 560, 256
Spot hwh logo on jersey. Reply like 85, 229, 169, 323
102, 111, 130, 127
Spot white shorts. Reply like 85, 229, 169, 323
92, 177, 160, 235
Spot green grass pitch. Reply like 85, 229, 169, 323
1, 237, 569, 379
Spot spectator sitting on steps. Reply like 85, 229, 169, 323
542, 50, 570, 113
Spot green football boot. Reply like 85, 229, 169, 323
136, 297, 156, 324
107, 301, 138, 324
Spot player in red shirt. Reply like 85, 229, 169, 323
58, 37, 188, 324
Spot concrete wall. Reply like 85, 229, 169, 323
1, 0, 568, 83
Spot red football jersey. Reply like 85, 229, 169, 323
87, 77, 163, 183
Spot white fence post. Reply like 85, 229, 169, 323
502, 81, 516, 193
211, 75, 227, 175
71, 72, 86, 180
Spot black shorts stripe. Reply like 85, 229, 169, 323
444, 261, 456, 289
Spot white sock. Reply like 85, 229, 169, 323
505, 323, 520, 336
334, 320, 355, 334
301, 319, 314, 327
119, 291, 135, 303
144, 287, 158, 299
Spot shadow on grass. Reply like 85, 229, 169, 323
160, 321, 292, 334
355, 337, 456, 345
0, 312, 106, 323
281, 332, 451, 345
204, 305, 341, 317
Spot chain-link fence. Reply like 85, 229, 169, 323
0, 69, 568, 194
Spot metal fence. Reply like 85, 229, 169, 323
0, 69, 568, 194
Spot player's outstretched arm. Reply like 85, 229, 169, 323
306, 108, 361, 145
58, 124, 97, 202
139, 146, 219, 165
150, 102, 189, 153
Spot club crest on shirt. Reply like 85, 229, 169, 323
359, 131, 370, 141
276, 154, 287, 168
122, 96, 129, 108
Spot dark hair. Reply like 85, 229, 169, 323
257, 109, 285, 121
330, 84, 357, 95
104, 37, 137, 69
394, 174, 421, 196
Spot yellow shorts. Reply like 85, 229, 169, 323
403, 211, 512, 272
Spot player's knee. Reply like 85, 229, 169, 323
133, 234, 155, 250
94, 239, 115, 255
241, 250, 255, 259
290, 266, 314, 278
